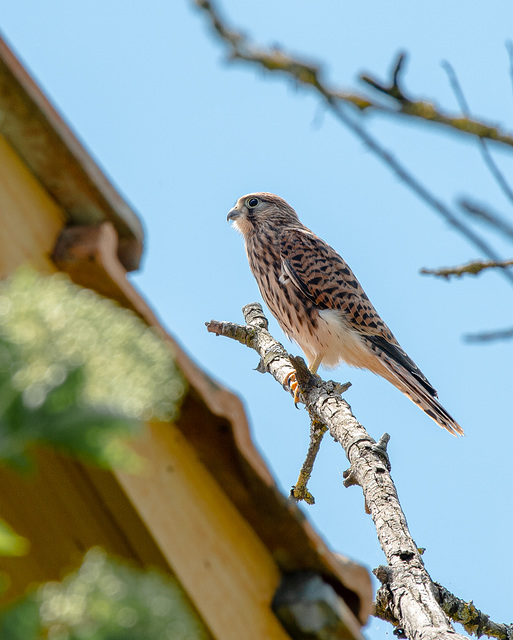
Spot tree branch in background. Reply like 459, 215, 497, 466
206, 303, 498, 640
506, 40, 513, 100
193, 0, 513, 290
442, 61, 513, 207
359, 58, 513, 148
464, 326, 513, 343
320, 98, 513, 287
434, 583, 513, 640
195, 0, 513, 147
460, 200, 513, 243
421, 251, 513, 343
421, 258, 513, 279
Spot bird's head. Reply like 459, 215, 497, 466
227, 192, 299, 236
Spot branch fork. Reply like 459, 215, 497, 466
206, 303, 507, 640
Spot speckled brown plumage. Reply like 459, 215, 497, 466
227, 192, 463, 436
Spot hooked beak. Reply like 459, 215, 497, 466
227, 206, 241, 222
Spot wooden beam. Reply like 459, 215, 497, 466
0, 134, 64, 276
117, 422, 291, 640
0, 449, 171, 600
0, 36, 143, 271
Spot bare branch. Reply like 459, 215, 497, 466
434, 582, 513, 640
464, 326, 513, 343
193, 0, 513, 290
506, 40, 513, 100
421, 258, 513, 279
194, 0, 513, 148
476, 142, 513, 207
290, 418, 326, 505
442, 61, 513, 206
289, 356, 352, 505
320, 98, 513, 287
440, 60, 471, 113
360, 55, 513, 147
375, 580, 513, 639
207, 303, 472, 640
360, 52, 410, 102
460, 200, 513, 243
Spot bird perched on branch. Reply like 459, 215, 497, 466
227, 192, 463, 436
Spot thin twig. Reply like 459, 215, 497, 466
460, 200, 513, 243
289, 355, 351, 504
320, 96, 513, 286
442, 60, 513, 207
360, 52, 409, 102
506, 40, 513, 102
477, 143, 513, 207
359, 52, 513, 145
441, 60, 471, 113
434, 582, 513, 640
290, 418, 326, 505
464, 326, 513, 343
375, 581, 513, 639
421, 258, 513, 279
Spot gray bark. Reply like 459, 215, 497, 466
206, 303, 468, 640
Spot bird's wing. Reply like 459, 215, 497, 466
280, 228, 437, 396
280, 228, 392, 336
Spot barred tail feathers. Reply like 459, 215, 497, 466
378, 353, 464, 437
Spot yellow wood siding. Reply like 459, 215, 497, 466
0, 134, 64, 276
117, 421, 291, 640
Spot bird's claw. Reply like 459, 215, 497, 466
284, 370, 302, 407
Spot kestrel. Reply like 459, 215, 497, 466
227, 192, 463, 436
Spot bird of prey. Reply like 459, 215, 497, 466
227, 192, 463, 436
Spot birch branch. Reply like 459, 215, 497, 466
206, 303, 476, 640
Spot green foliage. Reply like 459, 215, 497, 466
0, 269, 186, 471
0, 547, 212, 640
0, 519, 29, 557
0, 270, 196, 635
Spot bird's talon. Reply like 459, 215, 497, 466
284, 370, 302, 405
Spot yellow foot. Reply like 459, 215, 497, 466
284, 370, 301, 406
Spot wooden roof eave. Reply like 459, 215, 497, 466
0, 34, 143, 272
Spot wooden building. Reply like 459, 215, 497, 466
0, 36, 372, 639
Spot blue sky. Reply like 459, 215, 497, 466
3, 2, 513, 637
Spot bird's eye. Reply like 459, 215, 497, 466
247, 197, 259, 208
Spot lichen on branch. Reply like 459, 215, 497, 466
206, 303, 491, 640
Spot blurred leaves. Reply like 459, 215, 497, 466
0, 519, 29, 557
0, 547, 212, 640
0, 273, 195, 635
0, 269, 186, 470
0, 357, 140, 470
